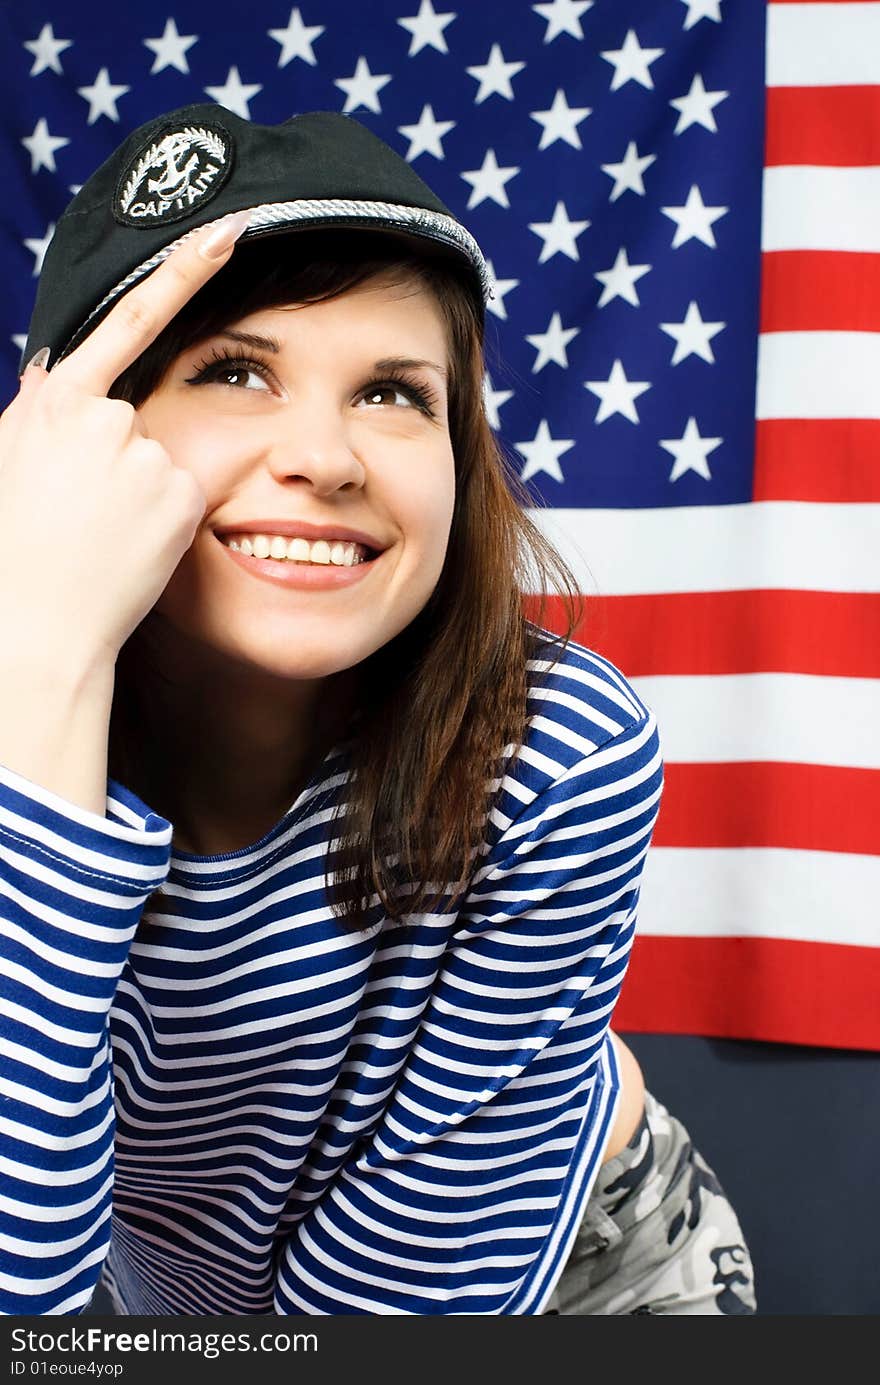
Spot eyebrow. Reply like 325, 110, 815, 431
215, 332, 447, 381
373, 356, 447, 381
217, 329, 282, 353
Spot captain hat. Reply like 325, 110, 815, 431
22, 102, 492, 373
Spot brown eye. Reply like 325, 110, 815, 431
214, 365, 269, 391
185, 353, 273, 391
359, 384, 413, 409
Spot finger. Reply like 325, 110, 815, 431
15, 359, 48, 399
21, 347, 51, 378
1, 351, 51, 427
52, 209, 251, 398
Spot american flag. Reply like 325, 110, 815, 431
1, 0, 877, 1050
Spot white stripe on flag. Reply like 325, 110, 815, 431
639, 845, 880, 948
630, 673, 880, 770
762, 168, 880, 253
766, 2, 880, 87
757, 331, 880, 419
527, 505, 880, 595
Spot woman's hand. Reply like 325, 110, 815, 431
0, 210, 249, 672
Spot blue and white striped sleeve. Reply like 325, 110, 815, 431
274, 709, 664, 1315
0, 764, 172, 1316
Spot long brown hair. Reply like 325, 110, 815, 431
108, 231, 587, 928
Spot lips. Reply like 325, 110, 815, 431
218, 537, 381, 590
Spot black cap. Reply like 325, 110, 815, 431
22, 103, 491, 372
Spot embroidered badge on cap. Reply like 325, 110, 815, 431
114, 121, 233, 227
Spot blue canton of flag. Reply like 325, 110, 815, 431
1, 0, 764, 508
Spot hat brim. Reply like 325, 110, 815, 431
58, 198, 492, 363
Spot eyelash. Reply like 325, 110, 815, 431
183, 347, 440, 416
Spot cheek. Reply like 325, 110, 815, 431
139, 404, 240, 491
398, 447, 455, 560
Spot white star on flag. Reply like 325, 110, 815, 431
530, 89, 591, 150
398, 1, 456, 56
461, 149, 520, 209
24, 223, 55, 276
398, 105, 455, 160
660, 416, 722, 481
483, 373, 513, 430
21, 119, 69, 175
515, 419, 574, 483
661, 184, 728, 248
269, 7, 325, 66
77, 69, 130, 124
529, 201, 590, 262
526, 312, 580, 372
205, 67, 262, 120
660, 301, 726, 364
12, 334, 28, 357
680, 0, 723, 30
594, 247, 651, 308
484, 261, 520, 321
600, 141, 656, 201
585, 359, 651, 424
600, 30, 664, 91
24, 23, 72, 76
335, 56, 392, 114
533, 0, 594, 43
144, 18, 198, 75
466, 44, 525, 103
670, 73, 729, 134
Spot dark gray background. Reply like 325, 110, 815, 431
624, 1033, 879, 1316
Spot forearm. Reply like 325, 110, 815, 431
0, 644, 115, 817
0, 742, 172, 1314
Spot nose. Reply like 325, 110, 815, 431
260, 397, 366, 494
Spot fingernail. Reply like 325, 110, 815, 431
25, 346, 51, 373
198, 210, 252, 261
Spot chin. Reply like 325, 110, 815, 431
153, 594, 424, 683
215, 634, 377, 683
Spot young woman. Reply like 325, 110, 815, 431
0, 105, 756, 1315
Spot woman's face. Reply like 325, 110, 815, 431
136, 271, 456, 683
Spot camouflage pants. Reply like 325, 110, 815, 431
544, 1089, 757, 1315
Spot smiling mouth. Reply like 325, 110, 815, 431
218, 535, 377, 566
216, 535, 383, 588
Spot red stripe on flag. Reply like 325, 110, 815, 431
656, 762, 880, 855
754, 419, 880, 502
765, 86, 880, 166
760, 251, 880, 333
616, 936, 880, 1050
527, 592, 880, 678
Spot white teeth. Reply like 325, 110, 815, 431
288, 537, 311, 562
227, 534, 367, 566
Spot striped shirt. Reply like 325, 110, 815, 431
0, 632, 663, 1316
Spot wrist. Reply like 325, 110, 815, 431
0, 627, 118, 694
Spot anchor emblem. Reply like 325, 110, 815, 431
117, 123, 231, 226
146, 135, 202, 202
